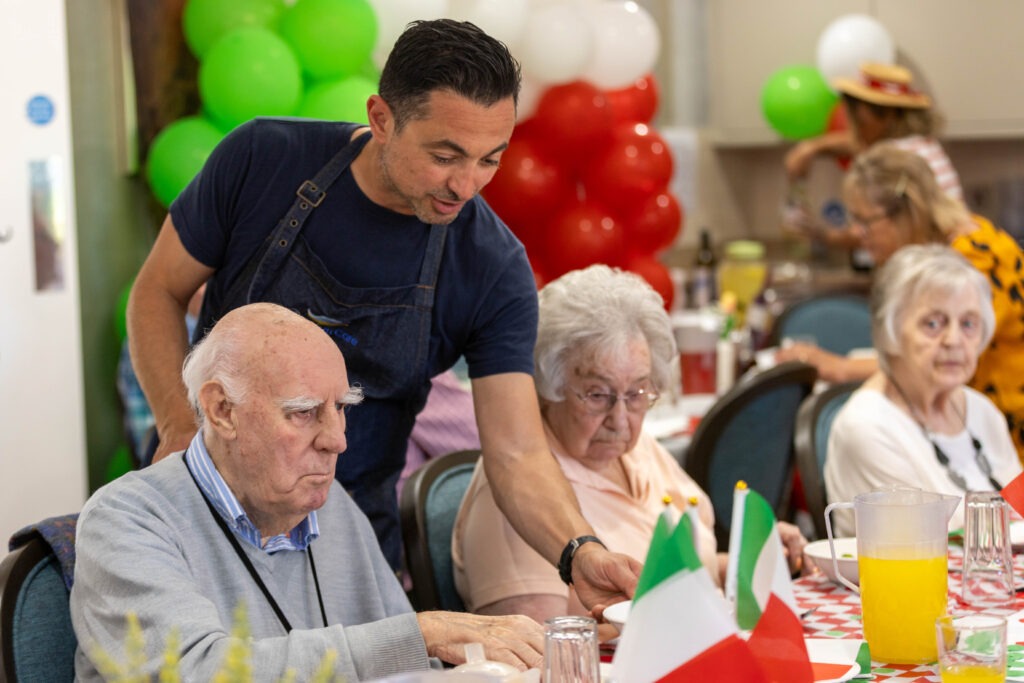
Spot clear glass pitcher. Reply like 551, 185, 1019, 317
825, 487, 959, 665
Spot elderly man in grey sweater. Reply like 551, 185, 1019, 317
70, 303, 543, 681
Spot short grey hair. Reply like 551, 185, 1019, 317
535, 265, 676, 401
181, 323, 251, 426
871, 244, 995, 373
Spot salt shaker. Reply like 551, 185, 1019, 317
543, 616, 600, 683
962, 491, 1016, 605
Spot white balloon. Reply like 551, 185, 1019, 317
816, 14, 895, 85
516, 76, 544, 122
370, 0, 450, 71
447, 0, 529, 47
579, 1, 660, 90
516, 3, 593, 86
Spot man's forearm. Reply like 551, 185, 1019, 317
483, 445, 593, 566
127, 280, 196, 450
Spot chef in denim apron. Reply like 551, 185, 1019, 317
194, 130, 439, 569
129, 19, 643, 608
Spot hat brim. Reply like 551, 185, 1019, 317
833, 77, 931, 109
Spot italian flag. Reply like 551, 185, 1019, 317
726, 482, 813, 683
1000, 470, 1024, 518
612, 508, 767, 682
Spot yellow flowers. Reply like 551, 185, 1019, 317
88, 603, 346, 682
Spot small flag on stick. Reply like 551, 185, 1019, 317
726, 481, 813, 683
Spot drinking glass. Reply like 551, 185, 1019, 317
962, 491, 1015, 605
936, 614, 1007, 682
544, 616, 600, 683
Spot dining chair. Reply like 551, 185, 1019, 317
399, 449, 481, 612
793, 381, 862, 540
767, 292, 872, 356
0, 515, 79, 683
684, 361, 818, 549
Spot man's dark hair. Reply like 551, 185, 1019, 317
378, 19, 521, 129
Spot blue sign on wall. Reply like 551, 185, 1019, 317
26, 95, 55, 125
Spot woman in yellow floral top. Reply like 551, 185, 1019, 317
776, 143, 1024, 460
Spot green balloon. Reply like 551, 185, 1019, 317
357, 59, 381, 84
279, 0, 377, 81
106, 444, 135, 482
761, 65, 838, 140
182, 0, 286, 59
199, 27, 303, 130
146, 116, 224, 207
297, 76, 377, 123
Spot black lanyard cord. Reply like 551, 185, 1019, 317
185, 459, 328, 632
307, 544, 329, 629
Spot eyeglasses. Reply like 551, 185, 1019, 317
847, 211, 892, 230
571, 387, 660, 415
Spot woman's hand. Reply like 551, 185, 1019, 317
777, 521, 809, 575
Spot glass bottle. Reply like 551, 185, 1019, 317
690, 228, 717, 308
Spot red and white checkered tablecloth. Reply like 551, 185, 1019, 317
795, 552, 1024, 682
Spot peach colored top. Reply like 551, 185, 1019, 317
451, 431, 718, 615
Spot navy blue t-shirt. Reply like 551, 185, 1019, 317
170, 118, 537, 382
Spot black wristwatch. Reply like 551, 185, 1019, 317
558, 535, 606, 585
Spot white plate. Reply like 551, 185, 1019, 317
803, 538, 859, 586
602, 600, 631, 633
805, 639, 862, 683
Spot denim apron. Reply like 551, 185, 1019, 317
195, 128, 445, 569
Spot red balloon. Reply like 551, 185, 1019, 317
826, 102, 852, 170
623, 191, 684, 254
623, 254, 674, 311
532, 268, 547, 290
582, 122, 674, 216
605, 74, 660, 124
541, 201, 625, 278
483, 128, 576, 245
531, 81, 613, 169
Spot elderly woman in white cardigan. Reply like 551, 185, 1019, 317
825, 245, 1021, 534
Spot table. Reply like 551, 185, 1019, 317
795, 553, 1024, 681
644, 393, 717, 464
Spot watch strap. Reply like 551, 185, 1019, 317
558, 535, 605, 585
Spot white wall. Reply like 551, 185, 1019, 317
0, 0, 88, 544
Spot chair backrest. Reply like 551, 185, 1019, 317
794, 381, 861, 540
768, 293, 872, 356
0, 536, 76, 683
684, 361, 818, 549
399, 449, 481, 612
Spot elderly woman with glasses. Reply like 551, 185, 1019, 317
452, 265, 805, 635
826, 245, 1022, 535
777, 143, 1024, 461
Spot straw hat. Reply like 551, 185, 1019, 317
833, 63, 931, 109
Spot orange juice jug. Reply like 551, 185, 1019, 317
825, 487, 959, 664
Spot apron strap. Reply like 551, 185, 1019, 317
247, 128, 371, 302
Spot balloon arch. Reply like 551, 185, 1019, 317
145, 0, 684, 308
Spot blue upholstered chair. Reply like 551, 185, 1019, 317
794, 382, 861, 540
0, 514, 79, 683
684, 362, 818, 549
399, 450, 481, 612
768, 292, 872, 356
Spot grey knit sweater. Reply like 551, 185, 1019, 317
70, 454, 429, 681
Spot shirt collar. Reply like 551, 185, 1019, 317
185, 431, 319, 553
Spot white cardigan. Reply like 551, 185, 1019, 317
824, 386, 1021, 536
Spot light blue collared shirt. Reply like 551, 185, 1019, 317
184, 431, 319, 553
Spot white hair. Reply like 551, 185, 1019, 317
871, 244, 995, 373
535, 265, 676, 401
